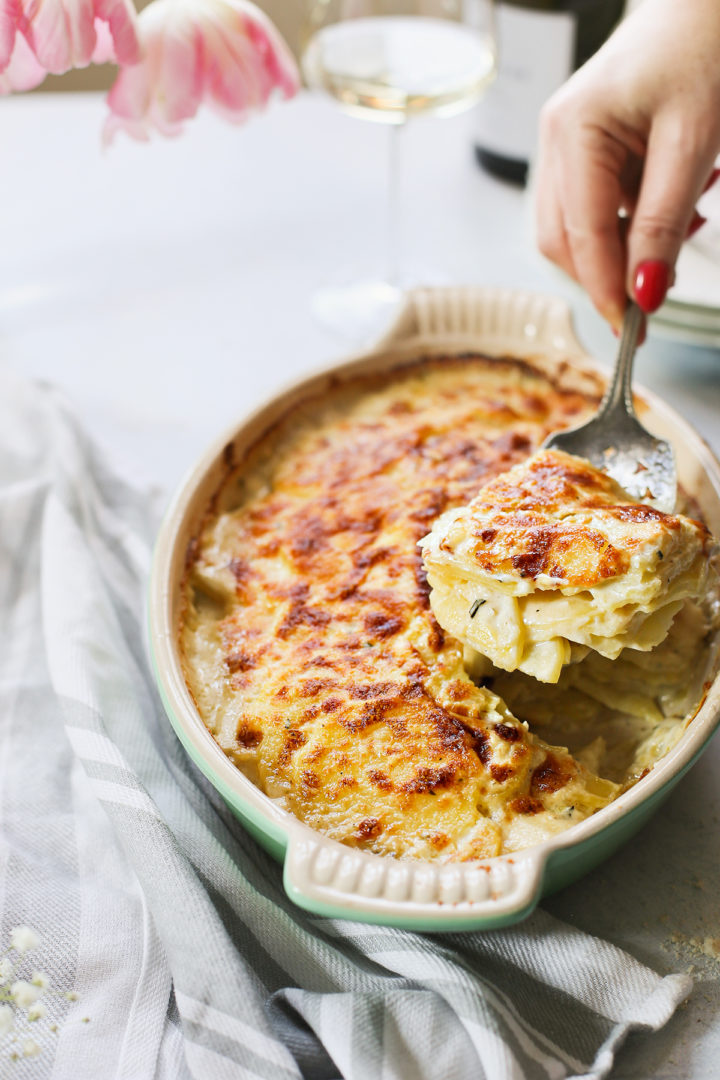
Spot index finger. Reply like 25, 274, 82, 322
560, 123, 629, 330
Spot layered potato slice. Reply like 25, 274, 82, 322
420, 449, 713, 682
475, 597, 719, 790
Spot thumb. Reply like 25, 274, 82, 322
626, 113, 715, 312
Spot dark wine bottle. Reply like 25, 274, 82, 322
475, 0, 626, 185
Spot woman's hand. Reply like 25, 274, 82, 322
535, 0, 720, 329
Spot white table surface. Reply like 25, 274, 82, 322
2, 91, 719, 1078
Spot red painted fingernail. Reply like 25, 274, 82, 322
702, 167, 720, 194
634, 260, 671, 314
686, 211, 708, 239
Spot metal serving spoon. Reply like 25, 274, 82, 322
544, 301, 677, 513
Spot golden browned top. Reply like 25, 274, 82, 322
433, 448, 708, 588
182, 355, 623, 859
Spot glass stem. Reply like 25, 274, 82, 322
386, 121, 404, 288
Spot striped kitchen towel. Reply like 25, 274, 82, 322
0, 368, 691, 1079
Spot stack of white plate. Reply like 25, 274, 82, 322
653, 180, 720, 347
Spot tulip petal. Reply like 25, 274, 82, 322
0, 29, 45, 90
200, 17, 257, 117
242, 7, 299, 100
93, 0, 138, 65
20, 0, 93, 73
105, 28, 151, 119
65, 0, 97, 68
103, 1, 188, 142
154, 8, 203, 127
0, 0, 19, 71
90, 14, 112, 62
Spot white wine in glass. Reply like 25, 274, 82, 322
302, 1, 496, 337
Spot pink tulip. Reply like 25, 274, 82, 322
104, 0, 300, 143
0, 0, 139, 86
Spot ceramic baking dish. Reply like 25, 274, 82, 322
149, 286, 720, 931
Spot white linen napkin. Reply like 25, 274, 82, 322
0, 368, 692, 1080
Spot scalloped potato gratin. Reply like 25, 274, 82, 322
181, 355, 719, 859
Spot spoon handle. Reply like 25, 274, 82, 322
597, 302, 644, 419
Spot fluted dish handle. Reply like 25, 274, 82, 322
374, 285, 587, 361
283, 828, 546, 931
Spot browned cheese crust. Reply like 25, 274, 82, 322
182, 356, 626, 859
445, 449, 708, 587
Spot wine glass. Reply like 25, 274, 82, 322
302, 0, 496, 340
